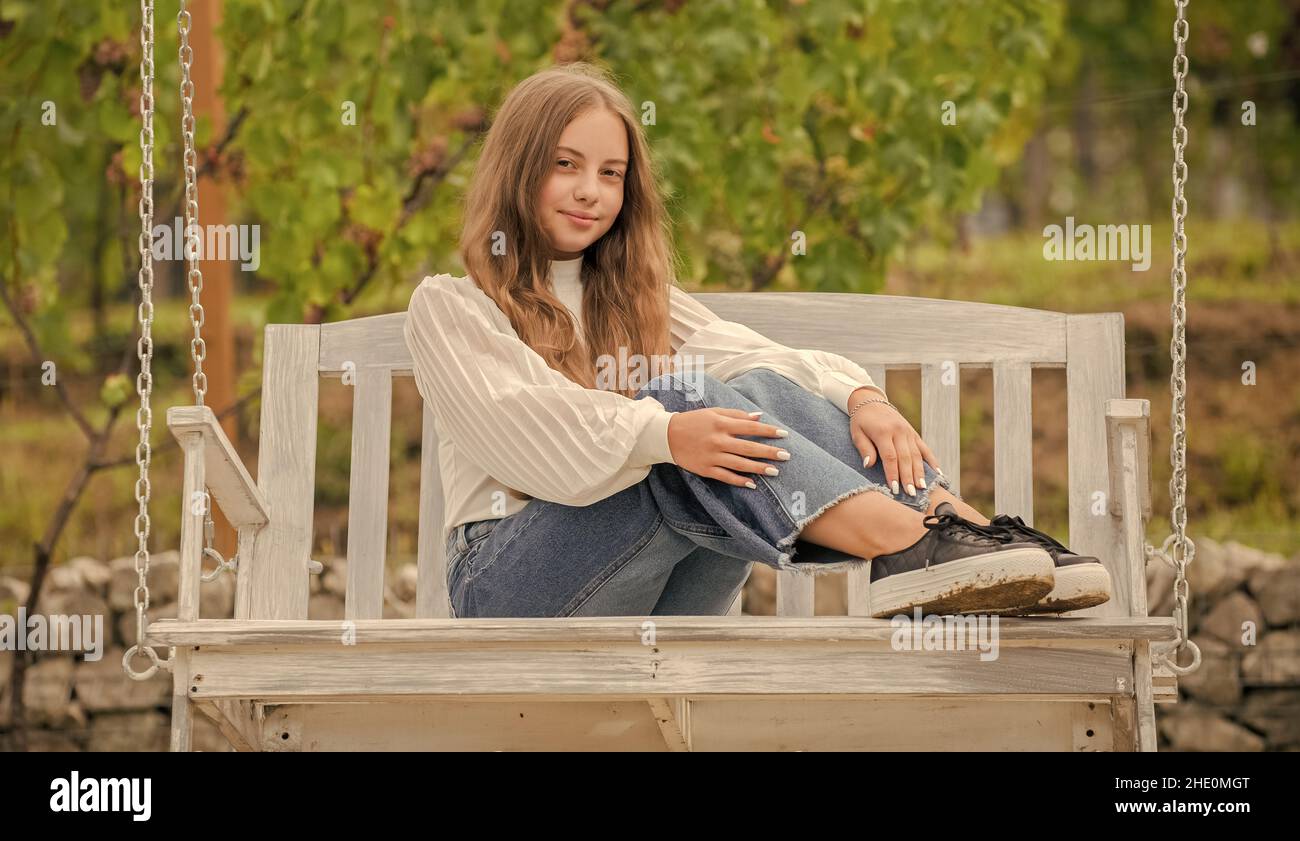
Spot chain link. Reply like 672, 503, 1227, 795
1153, 0, 1201, 677
178, 0, 208, 406
178, 0, 233, 582
124, 0, 172, 682
201, 492, 238, 583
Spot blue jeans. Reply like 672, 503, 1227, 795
443, 368, 956, 617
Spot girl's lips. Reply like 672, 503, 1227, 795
561, 210, 596, 228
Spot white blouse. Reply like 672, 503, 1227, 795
404, 255, 887, 543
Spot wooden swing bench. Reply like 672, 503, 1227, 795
147, 292, 1179, 751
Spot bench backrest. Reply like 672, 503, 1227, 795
247, 293, 1129, 622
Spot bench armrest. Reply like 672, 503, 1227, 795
1105, 398, 1153, 619
1105, 398, 1151, 523
167, 406, 269, 529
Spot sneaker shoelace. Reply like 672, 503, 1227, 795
993, 514, 1072, 555
922, 511, 1014, 549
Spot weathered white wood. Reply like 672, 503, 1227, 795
673, 697, 691, 749
921, 363, 961, 495
319, 312, 417, 373
346, 369, 392, 620
848, 365, 887, 616
1108, 401, 1152, 621
193, 699, 262, 752
416, 403, 450, 619
315, 295, 1070, 372
689, 697, 1112, 752
648, 698, 691, 751
993, 362, 1034, 522
1066, 315, 1128, 618
234, 527, 256, 620
176, 433, 205, 624
167, 405, 269, 528
1111, 694, 1137, 751
1134, 639, 1157, 751
147, 615, 1178, 646
1151, 648, 1180, 704
251, 325, 320, 620
262, 700, 673, 751
1071, 700, 1114, 751
776, 573, 814, 618
253, 697, 1113, 751
184, 642, 1137, 700
169, 432, 204, 753
169, 648, 194, 752
1107, 398, 1158, 750
1106, 398, 1152, 522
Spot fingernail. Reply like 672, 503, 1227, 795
863, 455, 872, 468
775, 429, 789, 437
906, 483, 916, 497
891, 480, 900, 495
919, 478, 927, 489
745, 480, 757, 489
765, 466, 779, 476
748, 411, 763, 418
776, 450, 791, 461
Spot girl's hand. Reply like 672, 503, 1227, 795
667, 408, 791, 488
849, 395, 940, 497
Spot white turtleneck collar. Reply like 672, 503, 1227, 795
548, 254, 585, 333
550, 254, 583, 289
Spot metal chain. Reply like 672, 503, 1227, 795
1152, 0, 1201, 677
202, 495, 238, 583
178, 0, 208, 406
176, 0, 239, 583
123, 0, 172, 682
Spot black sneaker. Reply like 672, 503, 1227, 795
979, 508, 1112, 615
868, 508, 1055, 618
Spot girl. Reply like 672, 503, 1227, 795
404, 62, 1111, 619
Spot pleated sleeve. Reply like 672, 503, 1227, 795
404, 275, 676, 507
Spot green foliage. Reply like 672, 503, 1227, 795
582, 0, 1063, 291
2, 0, 1065, 335
98, 370, 129, 408
1012, 0, 1299, 224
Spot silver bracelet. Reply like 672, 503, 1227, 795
849, 396, 896, 418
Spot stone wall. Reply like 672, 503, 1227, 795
0, 551, 415, 752
1, 536, 1295, 751
1150, 537, 1300, 750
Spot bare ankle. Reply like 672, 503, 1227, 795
856, 495, 928, 558
798, 488, 927, 559
927, 489, 990, 525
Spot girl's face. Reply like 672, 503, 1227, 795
539, 108, 627, 260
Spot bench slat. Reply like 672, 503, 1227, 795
149, 615, 1178, 645
417, 403, 450, 618
994, 361, 1034, 522
922, 362, 961, 495
847, 364, 888, 616
251, 325, 319, 620
346, 369, 392, 620
183, 643, 1140, 700
1066, 315, 1128, 618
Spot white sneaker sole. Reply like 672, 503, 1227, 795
986, 561, 1113, 615
868, 546, 1055, 619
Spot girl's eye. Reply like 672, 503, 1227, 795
557, 159, 621, 179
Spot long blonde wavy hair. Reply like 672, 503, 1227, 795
459, 62, 678, 403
